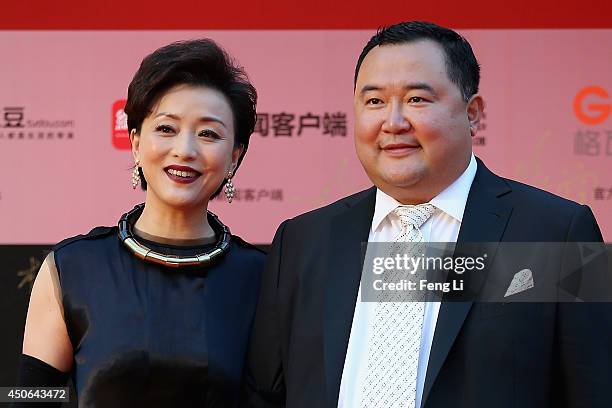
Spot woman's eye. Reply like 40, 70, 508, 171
155, 125, 175, 134
199, 129, 220, 139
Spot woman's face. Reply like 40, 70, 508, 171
131, 84, 242, 211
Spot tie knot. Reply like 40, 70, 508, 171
393, 203, 435, 229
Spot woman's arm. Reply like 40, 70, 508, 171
22, 252, 73, 373
13, 254, 72, 408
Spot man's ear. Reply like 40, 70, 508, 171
130, 129, 140, 163
466, 94, 485, 137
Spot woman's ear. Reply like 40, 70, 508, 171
230, 145, 245, 174
130, 129, 140, 163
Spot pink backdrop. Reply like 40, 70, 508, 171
0, 30, 610, 243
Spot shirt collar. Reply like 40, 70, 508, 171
430, 153, 477, 222
371, 154, 477, 232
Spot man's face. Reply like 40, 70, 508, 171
354, 40, 479, 203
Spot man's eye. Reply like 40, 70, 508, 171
199, 129, 220, 139
156, 125, 175, 133
408, 96, 425, 103
366, 98, 383, 105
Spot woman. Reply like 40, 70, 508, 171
17, 39, 263, 407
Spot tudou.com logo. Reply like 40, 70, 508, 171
573, 86, 611, 126
112, 100, 130, 149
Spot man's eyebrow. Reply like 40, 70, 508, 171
404, 82, 437, 96
359, 85, 382, 95
359, 82, 438, 97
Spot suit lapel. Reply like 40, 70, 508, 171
324, 187, 376, 407
421, 158, 513, 408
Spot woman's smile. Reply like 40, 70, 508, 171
164, 165, 202, 184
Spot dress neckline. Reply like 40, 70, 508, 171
133, 227, 216, 247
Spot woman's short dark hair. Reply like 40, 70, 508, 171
354, 21, 480, 102
124, 39, 257, 195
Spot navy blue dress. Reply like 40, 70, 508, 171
52, 225, 264, 407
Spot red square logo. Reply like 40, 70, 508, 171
112, 100, 130, 150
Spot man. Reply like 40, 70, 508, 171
243, 21, 610, 408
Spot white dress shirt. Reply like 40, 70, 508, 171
337, 154, 477, 408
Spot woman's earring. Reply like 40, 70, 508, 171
224, 171, 235, 203
132, 161, 140, 189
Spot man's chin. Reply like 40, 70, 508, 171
374, 176, 421, 196
382, 177, 421, 189
370, 170, 433, 201
380, 167, 426, 188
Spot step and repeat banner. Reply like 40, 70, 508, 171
1, 29, 611, 385
1, 30, 611, 245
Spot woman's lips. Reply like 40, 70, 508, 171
164, 168, 201, 184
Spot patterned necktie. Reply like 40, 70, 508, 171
361, 203, 436, 408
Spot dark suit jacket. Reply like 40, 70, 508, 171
243, 158, 612, 408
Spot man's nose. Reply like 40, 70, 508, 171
381, 101, 411, 134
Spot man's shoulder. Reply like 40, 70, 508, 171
476, 158, 584, 215
502, 177, 583, 214
283, 187, 374, 228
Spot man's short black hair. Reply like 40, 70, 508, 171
354, 21, 480, 102
124, 39, 257, 194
